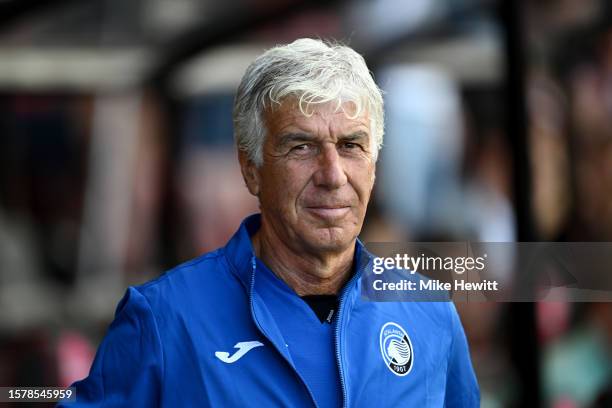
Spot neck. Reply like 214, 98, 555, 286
251, 224, 355, 296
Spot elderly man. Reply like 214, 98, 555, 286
60, 39, 479, 407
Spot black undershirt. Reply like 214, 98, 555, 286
300, 295, 339, 324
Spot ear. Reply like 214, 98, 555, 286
238, 150, 261, 196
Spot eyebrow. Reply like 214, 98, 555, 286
338, 131, 369, 142
277, 130, 369, 147
277, 133, 317, 147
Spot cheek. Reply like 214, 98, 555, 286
350, 164, 376, 198
262, 162, 311, 204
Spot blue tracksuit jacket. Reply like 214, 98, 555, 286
59, 214, 480, 407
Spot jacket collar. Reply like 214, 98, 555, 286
223, 213, 373, 291
223, 213, 261, 289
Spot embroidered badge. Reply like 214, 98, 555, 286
379, 322, 414, 376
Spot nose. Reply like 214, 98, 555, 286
312, 144, 348, 189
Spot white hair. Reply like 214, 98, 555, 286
233, 38, 384, 166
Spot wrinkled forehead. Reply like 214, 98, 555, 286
264, 97, 371, 130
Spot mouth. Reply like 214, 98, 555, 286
304, 206, 351, 220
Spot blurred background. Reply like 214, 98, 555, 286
0, 0, 611, 407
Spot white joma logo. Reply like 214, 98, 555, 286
215, 341, 264, 363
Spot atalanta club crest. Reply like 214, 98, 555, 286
379, 322, 414, 376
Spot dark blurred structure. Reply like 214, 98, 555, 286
0, 1, 611, 407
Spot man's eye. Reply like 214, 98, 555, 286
342, 142, 360, 150
291, 144, 312, 152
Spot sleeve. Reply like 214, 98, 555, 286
57, 287, 164, 407
444, 302, 480, 408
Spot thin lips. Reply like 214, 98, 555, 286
306, 205, 351, 209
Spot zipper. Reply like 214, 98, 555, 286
248, 256, 320, 408
334, 248, 371, 408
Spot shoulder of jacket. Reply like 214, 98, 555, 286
134, 248, 229, 298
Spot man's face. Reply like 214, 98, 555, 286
244, 99, 376, 256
